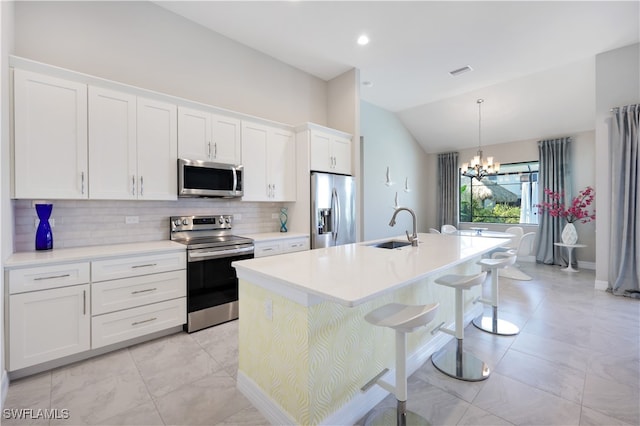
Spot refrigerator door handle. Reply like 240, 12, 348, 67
332, 187, 340, 243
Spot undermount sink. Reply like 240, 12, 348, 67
369, 240, 412, 249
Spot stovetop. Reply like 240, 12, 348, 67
169, 215, 253, 249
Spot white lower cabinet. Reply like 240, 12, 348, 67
254, 236, 309, 258
9, 284, 90, 371
6, 246, 186, 372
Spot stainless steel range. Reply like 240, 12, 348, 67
170, 215, 254, 332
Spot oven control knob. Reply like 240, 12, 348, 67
225, 217, 231, 224
182, 218, 189, 225
173, 219, 181, 227
218, 216, 225, 225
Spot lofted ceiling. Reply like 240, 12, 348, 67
157, 1, 639, 153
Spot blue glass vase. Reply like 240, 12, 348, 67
35, 204, 53, 250
279, 207, 288, 233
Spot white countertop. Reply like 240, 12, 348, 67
233, 233, 508, 307
5, 241, 185, 268
239, 232, 308, 242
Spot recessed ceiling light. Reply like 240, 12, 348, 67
357, 34, 370, 46
449, 65, 473, 77
362, 81, 373, 88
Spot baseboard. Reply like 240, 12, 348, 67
578, 261, 595, 270
1, 369, 9, 410
594, 280, 609, 291
237, 305, 481, 425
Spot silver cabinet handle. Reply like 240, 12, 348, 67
140, 176, 144, 197
83, 289, 87, 315
131, 263, 157, 269
132, 175, 136, 196
131, 288, 157, 295
208, 141, 211, 159
272, 184, 276, 198
131, 317, 157, 326
34, 273, 71, 281
267, 184, 271, 197
81, 171, 85, 194
214, 142, 218, 158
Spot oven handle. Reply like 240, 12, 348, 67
188, 246, 254, 261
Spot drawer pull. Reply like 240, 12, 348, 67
131, 317, 157, 326
34, 273, 71, 281
131, 287, 157, 295
131, 263, 157, 269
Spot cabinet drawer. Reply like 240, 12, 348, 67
92, 270, 186, 315
8, 262, 90, 294
254, 241, 282, 258
283, 238, 309, 253
92, 251, 186, 282
92, 297, 186, 349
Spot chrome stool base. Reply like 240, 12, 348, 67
364, 401, 430, 426
431, 342, 490, 382
472, 308, 519, 336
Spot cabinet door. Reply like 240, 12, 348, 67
9, 284, 90, 371
88, 87, 137, 199
241, 121, 269, 201
310, 131, 331, 172
137, 97, 178, 200
211, 113, 241, 165
331, 136, 352, 175
177, 106, 211, 162
269, 128, 296, 201
13, 69, 88, 199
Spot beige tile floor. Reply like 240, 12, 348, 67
4, 262, 639, 425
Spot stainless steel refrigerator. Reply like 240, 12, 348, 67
311, 171, 356, 248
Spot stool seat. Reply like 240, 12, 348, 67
431, 271, 490, 382
477, 255, 516, 269
365, 303, 439, 333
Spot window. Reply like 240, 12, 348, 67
459, 161, 539, 224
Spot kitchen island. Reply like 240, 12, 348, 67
232, 233, 507, 425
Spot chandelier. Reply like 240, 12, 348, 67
461, 99, 500, 181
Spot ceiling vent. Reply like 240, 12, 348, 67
449, 65, 473, 77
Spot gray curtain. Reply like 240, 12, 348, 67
535, 138, 571, 265
608, 104, 640, 297
437, 152, 459, 228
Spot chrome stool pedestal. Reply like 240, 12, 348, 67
431, 272, 490, 382
361, 302, 439, 426
473, 254, 520, 336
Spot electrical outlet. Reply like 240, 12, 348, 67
271, 213, 279, 219
264, 299, 273, 321
234, 214, 242, 221
125, 216, 139, 224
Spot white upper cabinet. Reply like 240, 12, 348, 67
136, 98, 178, 200
310, 129, 352, 175
178, 106, 241, 165
88, 89, 177, 200
13, 69, 88, 199
88, 86, 137, 199
241, 121, 295, 202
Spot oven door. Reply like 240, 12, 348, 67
185, 244, 253, 332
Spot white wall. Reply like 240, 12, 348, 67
595, 43, 640, 286
14, 1, 327, 126
360, 101, 429, 240
426, 130, 596, 262
1, 0, 15, 408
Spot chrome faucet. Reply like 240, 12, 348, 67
389, 207, 419, 246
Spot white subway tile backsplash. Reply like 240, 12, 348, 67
13, 199, 286, 252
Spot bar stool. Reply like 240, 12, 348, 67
431, 271, 490, 381
361, 302, 439, 426
473, 254, 520, 336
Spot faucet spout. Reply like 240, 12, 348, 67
389, 207, 419, 246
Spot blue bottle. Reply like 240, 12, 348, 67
35, 203, 53, 250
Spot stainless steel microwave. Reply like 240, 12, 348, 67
178, 159, 243, 198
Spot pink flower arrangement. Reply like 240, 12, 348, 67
536, 186, 596, 224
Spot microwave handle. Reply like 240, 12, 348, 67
233, 167, 238, 192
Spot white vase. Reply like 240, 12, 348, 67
561, 222, 578, 245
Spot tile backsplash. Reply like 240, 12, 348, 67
13, 199, 287, 252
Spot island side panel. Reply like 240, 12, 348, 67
238, 259, 482, 425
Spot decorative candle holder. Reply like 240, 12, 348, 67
35, 203, 53, 250
279, 207, 288, 232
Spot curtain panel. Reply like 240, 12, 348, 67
535, 137, 571, 265
609, 104, 640, 297
437, 152, 459, 229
